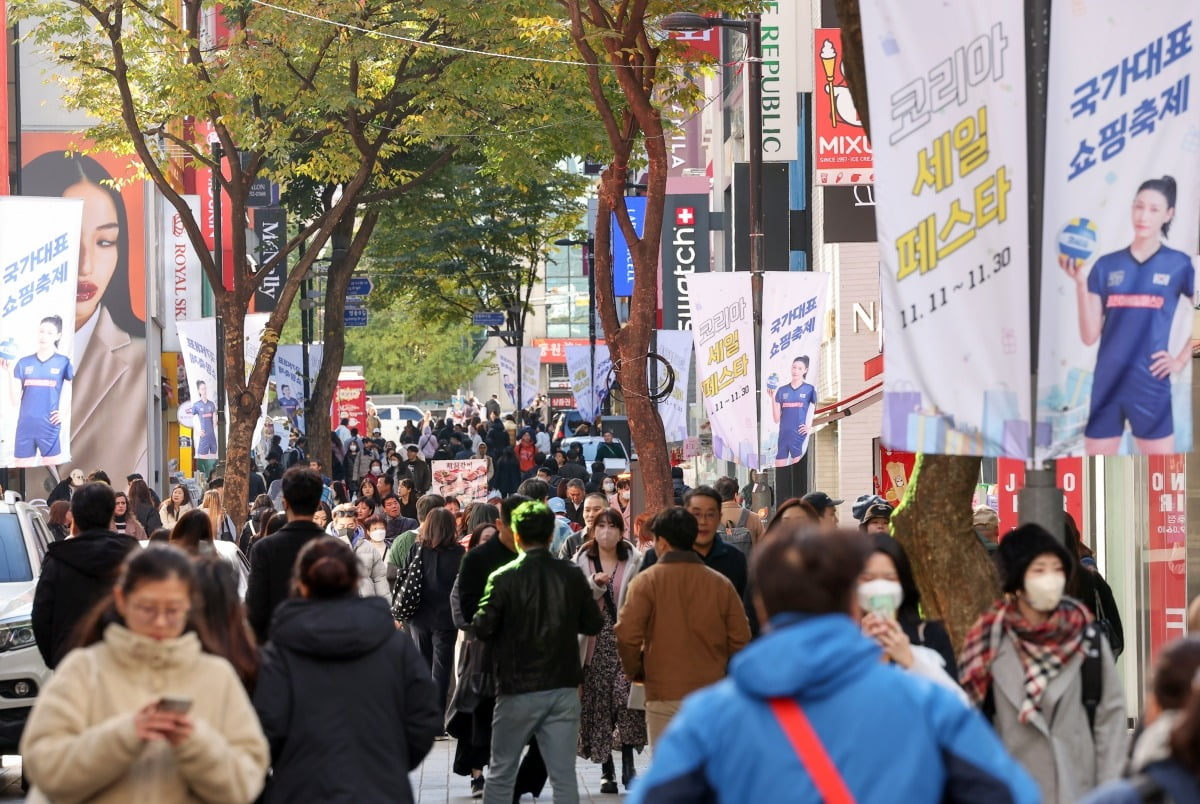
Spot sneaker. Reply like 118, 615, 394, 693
434, 732, 451, 741
599, 776, 618, 795
470, 775, 485, 798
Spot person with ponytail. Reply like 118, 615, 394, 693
253, 537, 440, 802
20, 546, 268, 803
1060, 175, 1196, 454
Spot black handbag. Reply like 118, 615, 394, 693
390, 543, 424, 622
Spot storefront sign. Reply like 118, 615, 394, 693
1148, 453, 1188, 658
1037, 6, 1199, 457
814, 28, 874, 185
659, 194, 710, 330
160, 194, 203, 353
993, 457, 1086, 537
759, 273, 829, 468
532, 337, 605, 364
876, 446, 916, 507
611, 196, 647, 296
690, 272, 760, 467
251, 206, 286, 313
863, 2, 1032, 459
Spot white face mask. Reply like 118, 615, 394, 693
368, 529, 386, 542
857, 579, 903, 619
390, 460, 400, 467
620, 490, 631, 501
603, 482, 615, 492
1023, 572, 1065, 612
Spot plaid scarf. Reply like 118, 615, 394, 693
959, 596, 1091, 724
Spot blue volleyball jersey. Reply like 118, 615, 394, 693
776, 382, 816, 435
1087, 245, 1194, 394
192, 399, 217, 442
277, 395, 300, 419
15, 353, 73, 422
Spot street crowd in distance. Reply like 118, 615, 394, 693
9, 396, 1200, 803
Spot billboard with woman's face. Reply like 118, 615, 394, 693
20, 133, 149, 490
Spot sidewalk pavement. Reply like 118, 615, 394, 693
409, 737, 654, 802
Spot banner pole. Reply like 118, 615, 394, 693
1017, 0, 1062, 533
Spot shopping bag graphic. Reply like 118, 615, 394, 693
883, 389, 922, 450
983, 388, 1019, 457
907, 412, 948, 454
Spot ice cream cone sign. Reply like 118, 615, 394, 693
820, 39, 838, 128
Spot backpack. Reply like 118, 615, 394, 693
982, 622, 1104, 732
719, 508, 754, 556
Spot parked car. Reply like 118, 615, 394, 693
374, 404, 426, 444
558, 435, 629, 474
0, 492, 54, 756
552, 409, 592, 441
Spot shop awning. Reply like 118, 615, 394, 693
812, 381, 883, 428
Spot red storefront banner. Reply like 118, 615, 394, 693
1147, 454, 1187, 659
531, 337, 605, 365
994, 457, 1085, 538
333, 378, 367, 430
667, 17, 721, 61
813, 28, 874, 186
876, 446, 917, 507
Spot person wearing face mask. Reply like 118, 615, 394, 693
571, 509, 647, 793
557, 493, 611, 560
857, 534, 963, 701
960, 524, 1127, 802
353, 516, 390, 598
331, 504, 364, 545
611, 477, 633, 534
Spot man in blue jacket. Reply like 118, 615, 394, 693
630, 528, 1039, 804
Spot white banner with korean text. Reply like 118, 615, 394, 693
0, 197, 82, 468
496, 346, 542, 410
1038, 6, 1199, 457
176, 318, 220, 460
655, 330, 693, 444
862, 1, 1032, 458
760, 273, 829, 468
565, 343, 611, 426
690, 272, 759, 467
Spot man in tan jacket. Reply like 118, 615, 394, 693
614, 507, 751, 746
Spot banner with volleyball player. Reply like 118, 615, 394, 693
861, 0, 1033, 458
1037, 5, 1200, 457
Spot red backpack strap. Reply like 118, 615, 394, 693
768, 698, 856, 804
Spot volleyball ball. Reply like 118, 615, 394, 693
1057, 218, 1098, 262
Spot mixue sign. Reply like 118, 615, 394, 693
659, 194, 710, 330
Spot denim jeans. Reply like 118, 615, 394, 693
485, 687, 581, 804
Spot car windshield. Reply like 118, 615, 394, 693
0, 516, 34, 582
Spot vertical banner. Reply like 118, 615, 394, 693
760, 273, 829, 467
160, 194, 203, 353
611, 196, 647, 296
334, 377, 367, 429
655, 330, 693, 443
814, 28, 875, 185
862, 2, 1032, 458
0, 198, 82, 468
497, 347, 518, 407
1148, 454, 1188, 658
250, 207, 286, 312
659, 195, 710, 330
565, 343, 611, 425
1038, 8, 1199, 458
175, 318, 219, 460
520, 347, 541, 412
876, 446, 916, 507
21, 134, 150, 483
690, 272, 759, 467
271, 344, 323, 433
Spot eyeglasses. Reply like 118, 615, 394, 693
128, 602, 190, 625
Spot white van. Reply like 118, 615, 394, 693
374, 404, 426, 443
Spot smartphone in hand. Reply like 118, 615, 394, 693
156, 696, 193, 715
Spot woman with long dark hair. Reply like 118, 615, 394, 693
20, 151, 147, 482
47, 500, 71, 542
253, 537, 440, 802
127, 478, 161, 534
170, 509, 248, 598
406, 508, 465, 725
571, 508, 646, 792
158, 483, 193, 530
19, 546, 268, 801
112, 492, 147, 541
191, 556, 259, 692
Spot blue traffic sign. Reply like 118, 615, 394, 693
347, 276, 374, 296
472, 312, 506, 327
344, 307, 369, 327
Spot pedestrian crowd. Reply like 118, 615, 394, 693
15, 401, 1200, 804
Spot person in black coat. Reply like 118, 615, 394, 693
254, 537, 440, 803
246, 468, 327, 643
405, 509, 465, 722
1065, 514, 1124, 657
492, 448, 522, 497
31, 483, 140, 668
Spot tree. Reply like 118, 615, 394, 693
549, 1, 755, 514
835, 0, 997, 648
9, 0, 549, 524
345, 311, 481, 398
366, 161, 585, 347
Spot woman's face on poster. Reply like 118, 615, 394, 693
64, 180, 120, 329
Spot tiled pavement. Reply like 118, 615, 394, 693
0, 741, 655, 802
408, 737, 654, 803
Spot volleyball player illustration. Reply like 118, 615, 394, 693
276, 383, 301, 428
1060, 175, 1196, 455
184, 380, 219, 459
2, 316, 74, 465
768, 355, 817, 466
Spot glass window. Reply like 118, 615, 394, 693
0, 516, 34, 582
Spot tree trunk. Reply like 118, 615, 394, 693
308, 209, 379, 475
219, 303, 251, 529
890, 454, 999, 651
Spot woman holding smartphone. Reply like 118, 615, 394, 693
19, 546, 269, 803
